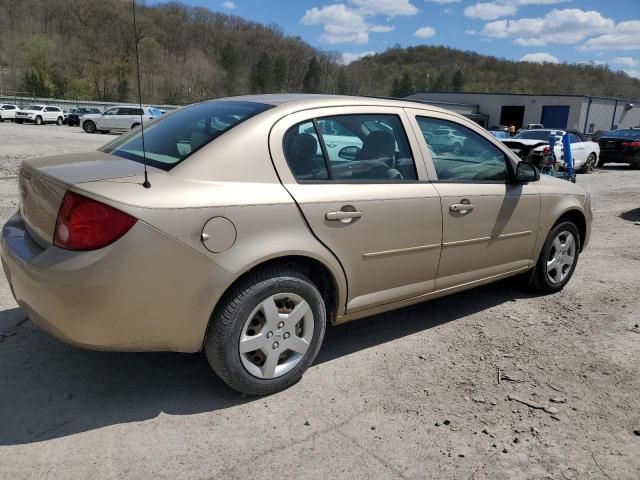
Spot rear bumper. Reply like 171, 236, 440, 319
599, 152, 640, 164
1, 212, 232, 352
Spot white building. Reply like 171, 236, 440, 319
405, 92, 640, 135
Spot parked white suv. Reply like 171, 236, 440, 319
0, 104, 19, 122
15, 105, 64, 125
81, 106, 162, 134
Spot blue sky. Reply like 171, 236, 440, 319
180, 0, 640, 77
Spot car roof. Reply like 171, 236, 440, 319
221, 94, 456, 116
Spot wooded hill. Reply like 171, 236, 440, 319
0, 0, 638, 104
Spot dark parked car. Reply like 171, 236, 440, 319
66, 107, 102, 127
597, 128, 640, 168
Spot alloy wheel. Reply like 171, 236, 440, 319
239, 292, 314, 379
546, 231, 576, 284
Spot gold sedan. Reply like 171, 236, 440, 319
1, 95, 592, 395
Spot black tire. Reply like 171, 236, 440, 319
83, 120, 96, 133
205, 267, 327, 395
15, 120, 23, 124
597, 158, 606, 168
630, 162, 640, 170
529, 221, 580, 293
56, 116, 63, 126
35, 116, 43, 126
579, 153, 597, 174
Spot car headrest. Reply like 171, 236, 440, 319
286, 133, 318, 161
359, 130, 395, 161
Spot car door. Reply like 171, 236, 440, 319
99, 107, 119, 129
568, 133, 586, 167
270, 106, 442, 314
407, 109, 540, 290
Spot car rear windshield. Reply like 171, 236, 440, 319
601, 129, 640, 140
101, 101, 273, 171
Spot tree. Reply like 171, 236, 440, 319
390, 72, 413, 97
250, 53, 275, 93
336, 68, 348, 95
431, 71, 448, 92
302, 56, 322, 93
452, 70, 464, 92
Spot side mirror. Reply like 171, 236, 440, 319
338, 145, 361, 161
515, 161, 540, 183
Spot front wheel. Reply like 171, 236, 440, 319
83, 120, 97, 133
205, 267, 327, 395
35, 116, 43, 126
56, 117, 63, 126
529, 221, 580, 293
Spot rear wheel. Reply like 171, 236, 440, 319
529, 221, 580, 293
83, 120, 96, 133
205, 267, 326, 395
35, 116, 43, 126
56, 116, 63, 126
15, 119, 23, 124
579, 153, 597, 174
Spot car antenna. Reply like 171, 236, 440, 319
132, 0, 151, 189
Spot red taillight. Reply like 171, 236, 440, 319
543, 146, 551, 155
622, 141, 640, 148
54, 191, 137, 251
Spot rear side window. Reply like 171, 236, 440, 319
283, 114, 418, 182
417, 116, 509, 182
102, 101, 272, 171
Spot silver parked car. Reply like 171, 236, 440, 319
81, 105, 163, 134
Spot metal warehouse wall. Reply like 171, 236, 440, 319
406, 92, 640, 133
406, 93, 585, 130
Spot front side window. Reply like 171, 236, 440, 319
101, 101, 272, 171
27, 105, 44, 111
104, 108, 119, 115
417, 116, 510, 182
284, 114, 418, 182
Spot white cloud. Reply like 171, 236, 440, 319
301, 1, 417, 45
464, 29, 477, 35
612, 57, 639, 68
425, 0, 461, 3
302, 4, 370, 44
514, 37, 546, 46
340, 51, 376, 64
520, 52, 559, 64
349, 0, 419, 17
580, 21, 640, 51
222, 1, 236, 9
479, 9, 614, 45
414, 26, 436, 38
464, 3, 517, 21
464, 0, 570, 20
370, 24, 396, 32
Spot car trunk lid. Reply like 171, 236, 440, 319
18, 151, 161, 247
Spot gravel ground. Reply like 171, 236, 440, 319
0, 121, 639, 479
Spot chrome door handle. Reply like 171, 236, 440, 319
449, 203, 475, 213
325, 210, 362, 222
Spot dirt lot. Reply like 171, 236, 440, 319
0, 121, 639, 479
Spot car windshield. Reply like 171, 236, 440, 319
26, 105, 43, 110
513, 130, 560, 141
101, 101, 273, 171
601, 129, 640, 140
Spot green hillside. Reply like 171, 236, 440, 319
0, 0, 638, 104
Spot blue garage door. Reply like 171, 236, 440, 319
541, 105, 570, 129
